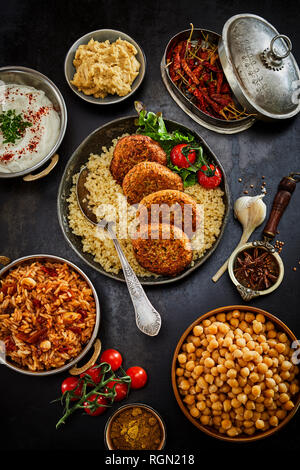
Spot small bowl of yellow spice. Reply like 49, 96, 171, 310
64, 29, 146, 105
104, 403, 166, 450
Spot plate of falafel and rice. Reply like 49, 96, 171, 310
58, 106, 229, 285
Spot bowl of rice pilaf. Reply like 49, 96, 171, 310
0, 255, 100, 375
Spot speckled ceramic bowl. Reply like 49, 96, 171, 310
64, 29, 146, 105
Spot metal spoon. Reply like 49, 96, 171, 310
76, 166, 162, 337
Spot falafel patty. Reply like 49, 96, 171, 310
110, 134, 167, 184
131, 223, 192, 276
122, 161, 183, 204
138, 189, 199, 238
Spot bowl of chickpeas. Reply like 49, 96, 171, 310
172, 305, 300, 442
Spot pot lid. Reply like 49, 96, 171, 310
218, 14, 300, 120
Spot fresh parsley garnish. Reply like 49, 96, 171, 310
135, 101, 212, 187
0, 109, 32, 144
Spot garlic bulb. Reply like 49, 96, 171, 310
212, 194, 266, 282
234, 194, 266, 244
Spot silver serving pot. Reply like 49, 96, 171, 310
0, 254, 100, 376
0, 66, 67, 179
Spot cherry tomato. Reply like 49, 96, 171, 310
126, 366, 148, 389
106, 381, 128, 402
197, 164, 222, 189
80, 365, 102, 385
100, 349, 123, 371
84, 393, 107, 416
61, 377, 82, 400
170, 144, 197, 168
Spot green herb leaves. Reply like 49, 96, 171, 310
0, 109, 32, 144
135, 103, 211, 187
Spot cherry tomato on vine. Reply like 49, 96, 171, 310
197, 164, 222, 189
126, 367, 148, 389
106, 381, 128, 402
80, 365, 102, 385
100, 349, 123, 371
84, 393, 107, 416
170, 143, 197, 169
61, 377, 82, 400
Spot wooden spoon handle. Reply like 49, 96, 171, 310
263, 176, 297, 240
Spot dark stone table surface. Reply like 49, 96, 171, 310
0, 0, 299, 455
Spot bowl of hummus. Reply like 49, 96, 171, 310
0, 66, 67, 178
64, 29, 146, 105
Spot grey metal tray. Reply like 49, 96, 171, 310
57, 116, 230, 285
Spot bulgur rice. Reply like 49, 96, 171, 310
0, 261, 96, 371
67, 136, 225, 277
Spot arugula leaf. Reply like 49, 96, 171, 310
135, 102, 212, 187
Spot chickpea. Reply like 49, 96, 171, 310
223, 337, 233, 348
244, 426, 256, 435
252, 385, 261, 398
269, 415, 279, 427
186, 360, 195, 371
212, 401, 223, 411
176, 367, 184, 377
245, 313, 255, 322
219, 323, 230, 335
184, 395, 195, 405
283, 400, 294, 411
255, 419, 265, 429
208, 339, 219, 351
217, 364, 227, 374
178, 353, 187, 364
179, 379, 190, 391
266, 378, 276, 389
278, 333, 288, 343
281, 371, 291, 380
230, 318, 239, 328
204, 374, 214, 385
276, 409, 287, 420
290, 383, 299, 395
244, 409, 253, 420
249, 372, 259, 383
253, 320, 263, 334
221, 419, 232, 430
257, 362, 268, 374
225, 359, 235, 369
227, 368, 237, 379
193, 325, 203, 336
256, 314, 265, 323
279, 393, 289, 404
281, 360, 292, 371
264, 389, 274, 398
208, 384, 218, 394
207, 324, 218, 335
227, 427, 239, 437
192, 337, 201, 347
240, 367, 250, 378
237, 393, 247, 404
233, 349, 243, 359
186, 343, 196, 354
190, 407, 200, 418
200, 415, 210, 425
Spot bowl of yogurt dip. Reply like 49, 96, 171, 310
0, 66, 67, 178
